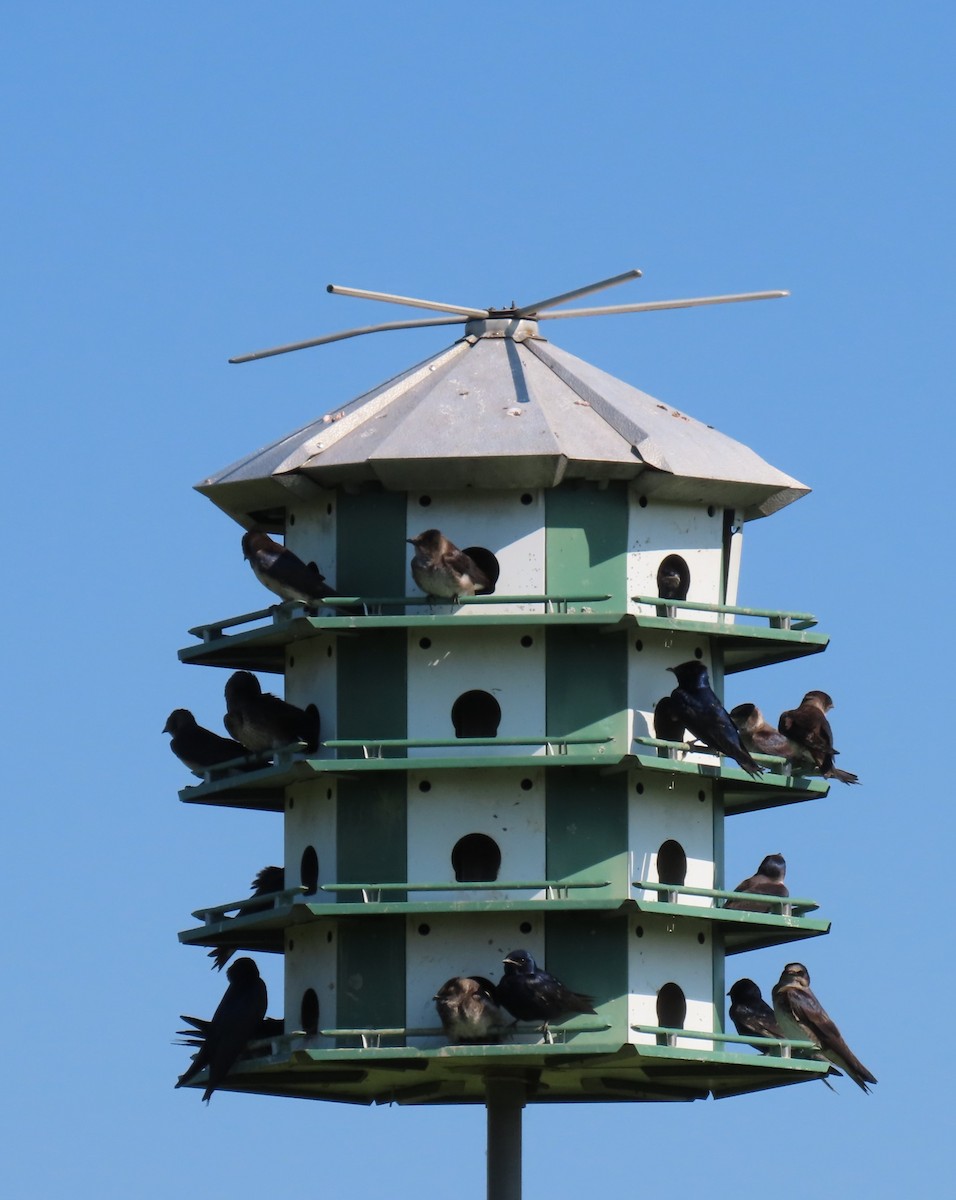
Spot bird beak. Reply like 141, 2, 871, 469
666, 667, 676, 675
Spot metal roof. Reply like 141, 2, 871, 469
198, 317, 808, 524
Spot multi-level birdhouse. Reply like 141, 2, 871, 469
177, 292, 835, 1105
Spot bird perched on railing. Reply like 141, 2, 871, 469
724, 853, 788, 913
208, 866, 286, 972
666, 661, 763, 776
408, 529, 492, 601
434, 976, 513, 1044
224, 671, 320, 753
175, 957, 268, 1103
772, 962, 876, 1093
163, 709, 250, 776
727, 977, 842, 1088
241, 530, 334, 609
496, 949, 595, 1043
777, 691, 860, 784
731, 701, 859, 784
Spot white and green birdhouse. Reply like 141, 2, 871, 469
177, 278, 835, 1107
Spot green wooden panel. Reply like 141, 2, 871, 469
546, 769, 628, 896
545, 625, 627, 753
337, 630, 407, 756
336, 777, 407, 899
545, 482, 628, 609
545, 911, 628, 1041
335, 916, 406, 1047
336, 490, 408, 596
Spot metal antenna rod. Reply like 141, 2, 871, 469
537, 290, 789, 320
513, 268, 642, 317
327, 283, 489, 318
228, 316, 467, 363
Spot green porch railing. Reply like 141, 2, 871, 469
320, 879, 611, 902
631, 595, 817, 630
631, 1024, 819, 1056
632, 879, 817, 917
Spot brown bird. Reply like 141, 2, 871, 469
772, 962, 876, 1093
434, 976, 513, 1044
163, 709, 249, 776
732, 702, 858, 784
724, 853, 788, 913
224, 671, 320, 753
778, 691, 860, 784
408, 529, 492, 600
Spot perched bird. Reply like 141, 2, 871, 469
223, 671, 320, 753
656, 557, 688, 601
728, 977, 842, 1088
433, 976, 513, 1044
496, 949, 595, 1042
728, 978, 787, 1047
163, 709, 248, 776
731, 701, 859, 784
724, 852, 789, 913
175, 957, 268, 1103
241, 530, 332, 608
408, 529, 492, 600
778, 691, 859, 784
666, 661, 763, 777
208, 866, 286, 971
652, 695, 686, 744
772, 962, 877, 1093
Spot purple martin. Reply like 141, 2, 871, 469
176, 1013, 284, 1045
496, 949, 595, 1041
175, 957, 268, 1103
163, 709, 249, 776
652, 695, 687, 744
724, 852, 788, 913
728, 977, 843, 1086
772, 962, 877, 1093
778, 691, 860, 784
433, 976, 513, 1044
223, 671, 320, 753
408, 529, 492, 601
208, 866, 286, 971
731, 702, 859, 784
656, 557, 688, 601
242, 530, 332, 608
666, 661, 763, 777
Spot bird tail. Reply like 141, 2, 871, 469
826, 766, 860, 785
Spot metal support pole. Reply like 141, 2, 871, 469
485, 1077, 525, 1200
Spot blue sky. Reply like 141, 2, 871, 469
3, 4, 952, 1195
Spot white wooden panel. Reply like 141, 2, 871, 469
406, 626, 545, 758
627, 497, 725, 622
629, 772, 715, 907
283, 918, 338, 1047
284, 779, 337, 896
286, 633, 337, 756
406, 769, 546, 901
284, 490, 339, 593
627, 914, 715, 1050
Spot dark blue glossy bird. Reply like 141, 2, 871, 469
496, 949, 595, 1043
728, 977, 842, 1088
163, 709, 249, 776
224, 671, 320, 754
175, 957, 268, 1103
667, 661, 763, 776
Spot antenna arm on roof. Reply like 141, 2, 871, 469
513, 268, 643, 317
228, 316, 468, 363
326, 283, 489, 318
536, 290, 789, 320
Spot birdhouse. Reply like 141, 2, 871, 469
175, 276, 838, 1109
